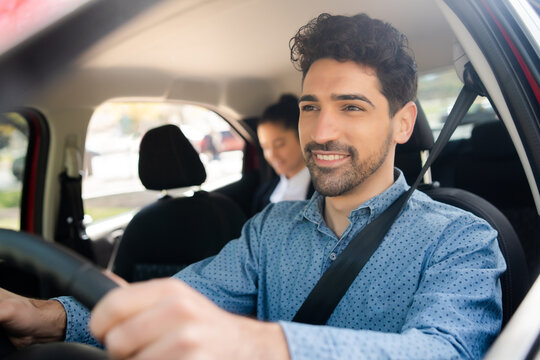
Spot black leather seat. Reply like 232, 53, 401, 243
453, 121, 540, 278
455, 120, 534, 209
396, 103, 530, 327
111, 124, 247, 282
395, 102, 435, 186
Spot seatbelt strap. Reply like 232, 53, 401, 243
55, 172, 95, 262
293, 86, 478, 325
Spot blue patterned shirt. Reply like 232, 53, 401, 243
57, 171, 505, 359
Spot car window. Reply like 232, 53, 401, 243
528, 0, 540, 15
0, 112, 29, 230
83, 102, 245, 226
418, 66, 498, 140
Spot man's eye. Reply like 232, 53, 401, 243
301, 104, 317, 112
343, 104, 364, 112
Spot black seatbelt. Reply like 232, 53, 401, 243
293, 85, 478, 325
55, 171, 95, 262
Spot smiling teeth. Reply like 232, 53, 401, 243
316, 154, 346, 161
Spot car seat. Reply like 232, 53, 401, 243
395, 102, 530, 327
455, 120, 534, 209
453, 121, 540, 278
395, 101, 435, 187
111, 124, 247, 282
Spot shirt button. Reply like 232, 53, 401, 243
329, 252, 337, 261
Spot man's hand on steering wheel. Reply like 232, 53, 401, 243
0, 288, 66, 348
90, 278, 290, 360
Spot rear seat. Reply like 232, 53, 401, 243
451, 120, 540, 278
454, 121, 533, 208
398, 107, 539, 279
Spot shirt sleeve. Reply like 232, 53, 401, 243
54, 213, 263, 346
54, 296, 102, 347
174, 214, 262, 315
280, 219, 505, 360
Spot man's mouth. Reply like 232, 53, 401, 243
315, 154, 348, 161
312, 152, 350, 166
304, 141, 355, 168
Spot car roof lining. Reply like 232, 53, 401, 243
3, 0, 455, 117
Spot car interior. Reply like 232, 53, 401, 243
396, 98, 530, 327
0, 0, 539, 359
111, 123, 247, 282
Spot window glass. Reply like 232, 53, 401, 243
528, 0, 540, 16
417, 67, 498, 140
0, 113, 29, 230
0, 0, 92, 54
83, 102, 245, 226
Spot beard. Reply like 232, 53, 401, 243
304, 132, 393, 197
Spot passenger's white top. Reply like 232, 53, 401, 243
270, 166, 311, 203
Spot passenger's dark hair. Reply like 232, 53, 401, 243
290, 13, 417, 116
259, 94, 300, 133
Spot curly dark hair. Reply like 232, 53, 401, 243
290, 13, 417, 116
259, 94, 300, 134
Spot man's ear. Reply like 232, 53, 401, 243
393, 101, 417, 145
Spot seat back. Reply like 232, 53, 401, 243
455, 121, 534, 209
396, 103, 530, 326
423, 187, 529, 326
111, 124, 246, 282
453, 121, 540, 278
395, 102, 434, 185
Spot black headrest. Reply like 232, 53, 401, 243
471, 121, 514, 159
138, 124, 206, 190
396, 101, 434, 153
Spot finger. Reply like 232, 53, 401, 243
0, 297, 34, 330
103, 297, 192, 359
129, 328, 196, 360
0, 298, 18, 324
0, 298, 33, 349
89, 278, 197, 341
0, 289, 21, 327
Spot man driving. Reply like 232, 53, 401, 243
0, 13, 505, 360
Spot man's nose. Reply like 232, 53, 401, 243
312, 108, 339, 144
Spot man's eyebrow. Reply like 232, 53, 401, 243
298, 94, 375, 108
298, 95, 317, 103
332, 94, 375, 108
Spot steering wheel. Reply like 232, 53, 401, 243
0, 229, 118, 359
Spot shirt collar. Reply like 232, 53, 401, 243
279, 166, 310, 189
299, 168, 409, 225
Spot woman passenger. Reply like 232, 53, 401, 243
252, 94, 313, 214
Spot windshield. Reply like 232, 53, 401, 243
0, 0, 92, 54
